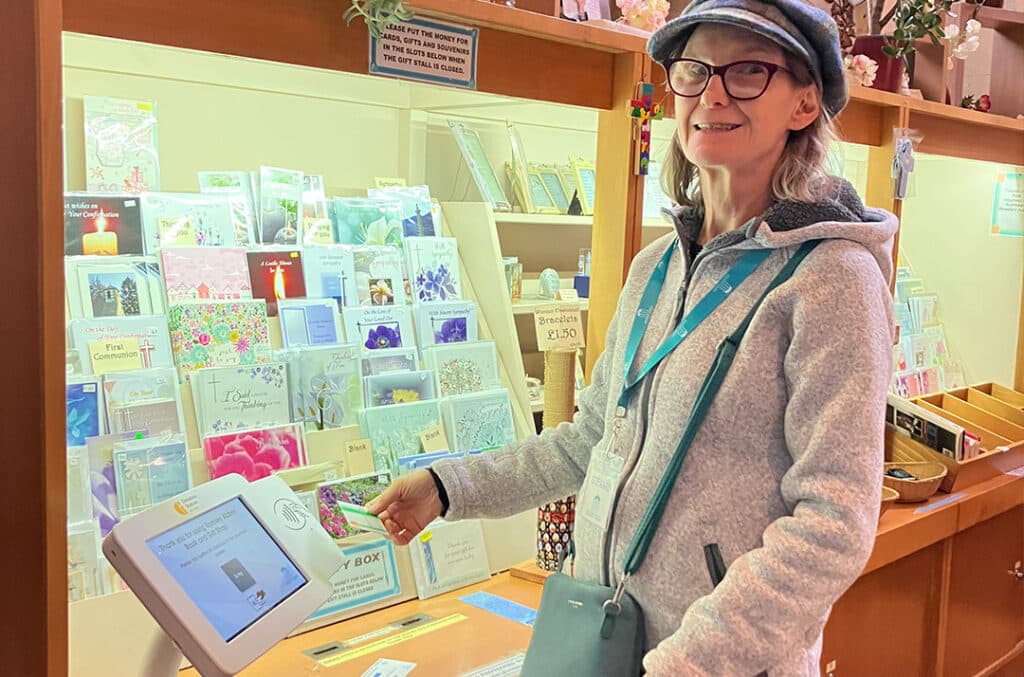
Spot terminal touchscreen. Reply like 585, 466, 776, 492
103, 473, 343, 677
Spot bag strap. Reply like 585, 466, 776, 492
619, 239, 821, 578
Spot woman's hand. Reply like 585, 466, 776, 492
365, 469, 443, 546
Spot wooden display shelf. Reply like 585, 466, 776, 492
955, 3, 1024, 32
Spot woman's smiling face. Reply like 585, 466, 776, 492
673, 23, 819, 175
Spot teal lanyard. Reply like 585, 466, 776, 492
617, 242, 772, 410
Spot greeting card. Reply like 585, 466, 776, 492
202, 423, 306, 481
161, 246, 252, 302
191, 363, 291, 436
276, 345, 363, 430
69, 316, 175, 376
408, 519, 490, 600
88, 431, 149, 537
367, 186, 436, 237
404, 237, 462, 303
352, 246, 407, 306
330, 197, 404, 248
197, 170, 257, 246
441, 389, 516, 452
67, 377, 105, 446
361, 400, 441, 475
343, 306, 414, 352
361, 347, 419, 376
71, 259, 151, 319
302, 176, 333, 245
64, 194, 144, 256
413, 301, 478, 347
140, 192, 236, 253
316, 471, 391, 540
67, 523, 100, 602
258, 166, 304, 245
83, 96, 159, 194
302, 245, 359, 310
422, 341, 500, 397
167, 300, 271, 379
103, 367, 184, 435
247, 249, 306, 316
111, 437, 192, 517
65, 256, 163, 319
363, 370, 437, 407
67, 446, 93, 526
278, 299, 344, 347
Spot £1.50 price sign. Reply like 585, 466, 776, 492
534, 305, 586, 352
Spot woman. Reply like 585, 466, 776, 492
367, 0, 896, 673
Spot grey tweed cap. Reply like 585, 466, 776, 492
647, 0, 848, 117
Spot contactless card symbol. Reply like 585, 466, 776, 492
274, 497, 308, 530
220, 559, 257, 592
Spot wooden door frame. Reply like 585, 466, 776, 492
1, 0, 67, 675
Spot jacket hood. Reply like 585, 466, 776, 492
666, 178, 899, 283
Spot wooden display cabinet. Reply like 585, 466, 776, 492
3, 0, 1023, 674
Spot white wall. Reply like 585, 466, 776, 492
899, 154, 1024, 385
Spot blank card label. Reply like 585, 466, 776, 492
370, 18, 479, 90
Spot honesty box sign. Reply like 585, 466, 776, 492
369, 18, 479, 90
307, 539, 401, 621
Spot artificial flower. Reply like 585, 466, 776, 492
616, 0, 669, 32
961, 93, 992, 112
844, 54, 878, 88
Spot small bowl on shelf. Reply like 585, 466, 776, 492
880, 486, 900, 518
883, 461, 948, 503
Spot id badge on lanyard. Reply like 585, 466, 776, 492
578, 433, 626, 532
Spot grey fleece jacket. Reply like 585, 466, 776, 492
433, 179, 897, 676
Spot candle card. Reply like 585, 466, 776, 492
247, 249, 306, 317
64, 194, 144, 256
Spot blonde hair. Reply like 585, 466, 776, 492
660, 53, 842, 209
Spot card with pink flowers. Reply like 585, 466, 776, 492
160, 246, 253, 303
191, 363, 291, 437
202, 423, 307, 482
167, 300, 271, 379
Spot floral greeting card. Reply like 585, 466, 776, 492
140, 192, 236, 253
343, 305, 414, 353
161, 246, 252, 302
88, 431, 148, 537
405, 237, 462, 303
83, 96, 159, 194
197, 170, 257, 246
276, 345, 363, 430
363, 370, 437, 408
202, 423, 306, 482
190, 363, 291, 437
64, 194, 144, 256
316, 472, 391, 540
441, 389, 516, 453
167, 300, 271, 380
247, 249, 306, 317
67, 377, 104, 446
422, 341, 501, 397
361, 400, 441, 476
352, 245, 407, 306
331, 197, 404, 247
413, 300, 478, 347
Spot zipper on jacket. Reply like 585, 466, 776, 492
703, 543, 728, 587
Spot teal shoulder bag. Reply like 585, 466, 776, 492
521, 240, 820, 677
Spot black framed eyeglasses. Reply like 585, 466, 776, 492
661, 58, 792, 100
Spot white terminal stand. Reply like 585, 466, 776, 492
103, 474, 344, 677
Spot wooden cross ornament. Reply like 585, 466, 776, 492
629, 82, 664, 175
